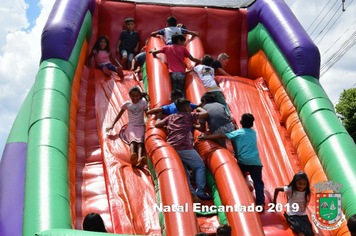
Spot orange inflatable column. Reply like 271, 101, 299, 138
146, 37, 171, 108
145, 117, 199, 236
185, 36, 205, 70
185, 72, 264, 236
145, 35, 199, 236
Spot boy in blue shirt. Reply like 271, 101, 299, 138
146, 89, 199, 116
198, 113, 265, 206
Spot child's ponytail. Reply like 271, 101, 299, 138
141, 92, 150, 102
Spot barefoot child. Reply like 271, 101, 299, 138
106, 86, 149, 167
273, 172, 314, 236
88, 35, 123, 78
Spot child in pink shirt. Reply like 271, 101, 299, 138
106, 86, 149, 168
88, 35, 124, 78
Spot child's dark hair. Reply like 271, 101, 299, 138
347, 214, 356, 234
216, 224, 232, 236
202, 54, 214, 66
171, 33, 186, 44
92, 35, 111, 52
167, 16, 177, 26
125, 17, 135, 25
83, 213, 107, 232
129, 86, 150, 102
201, 92, 215, 103
240, 113, 254, 128
170, 89, 183, 101
288, 172, 311, 205
195, 232, 209, 236
175, 98, 191, 112
177, 23, 186, 29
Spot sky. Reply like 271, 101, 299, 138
0, 0, 355, 157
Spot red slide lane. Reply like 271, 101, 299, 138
74, 67, 161, 234
145, 35, 266, 235
144, 35, 302, 235
75, 67, 113, 232
186, 72, 266, 236
185, 37, 266, 236
93, 70, 161, 235
183, 35, 303, 235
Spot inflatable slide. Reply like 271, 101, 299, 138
1, 0, 356, 235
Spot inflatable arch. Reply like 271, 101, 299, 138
1, 0, 355, 235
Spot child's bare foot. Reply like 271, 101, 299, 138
116, 67, 124, 79
130, 153, 138, 166
191, 193, 202, 204
136, 156, 147, 168
257, 204, 265, 212
102, 67, 113, 77
111, 73, 120, 81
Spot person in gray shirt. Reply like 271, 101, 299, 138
197, 92, 238, 157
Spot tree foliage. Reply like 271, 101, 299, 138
335, 88, 356, 142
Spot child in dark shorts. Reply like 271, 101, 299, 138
130, 39, 149, 75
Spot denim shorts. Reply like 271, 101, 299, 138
121, 50, 134, 62
99, 63, 117, 73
